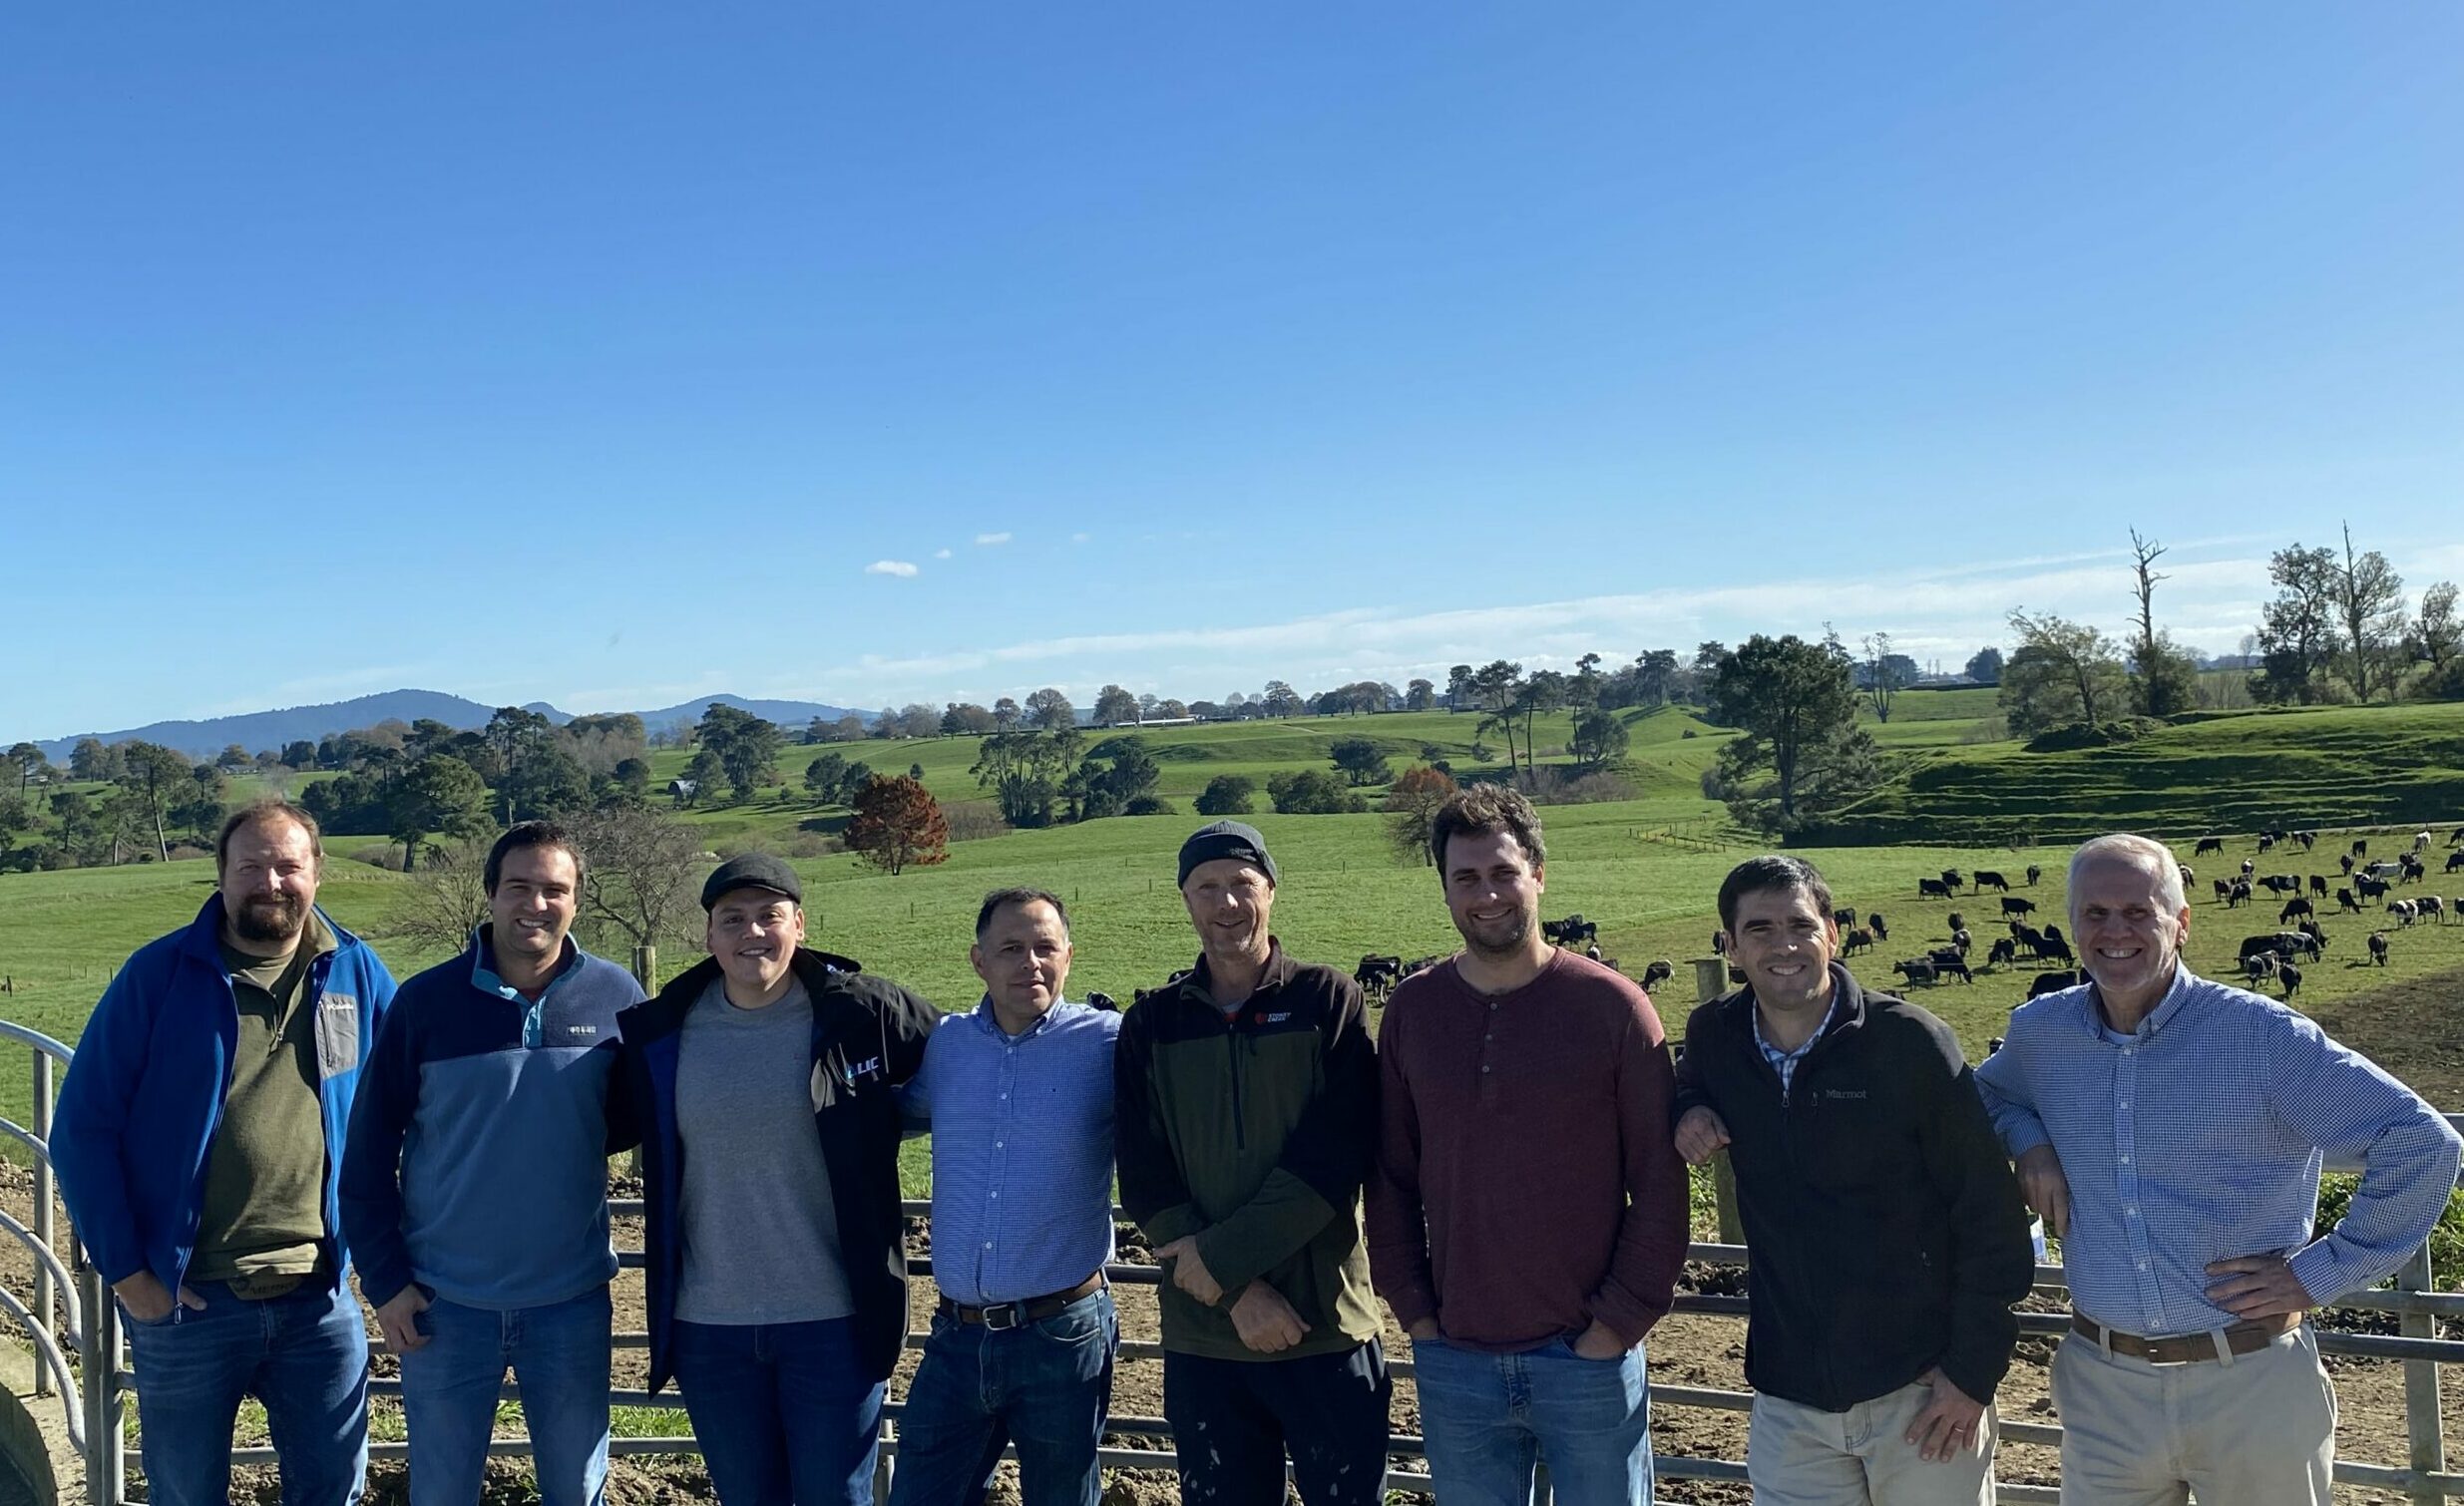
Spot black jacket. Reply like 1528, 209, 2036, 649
1673, 963, 2032, 1411
614, 947, 939, 1392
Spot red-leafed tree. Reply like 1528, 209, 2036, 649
845, 774, 951, 876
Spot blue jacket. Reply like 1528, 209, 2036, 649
52, 896, 397, 1291
614, 947, 938, 1394
340, 928, 641, 1311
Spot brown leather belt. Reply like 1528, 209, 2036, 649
2071, 1313, 2284, 1364
938, 1273, 1106, 1330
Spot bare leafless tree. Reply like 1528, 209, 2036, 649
2128, 529, 2169, 668
2125, 531, 2198, 717
568, 803, 708, 989
1859, 630, 1901, 723
390, 837, 494, 961
2334, 522, 2408, 702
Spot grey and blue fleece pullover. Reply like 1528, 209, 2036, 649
340, 927, 642, 1311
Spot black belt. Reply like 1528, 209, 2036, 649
937, 1273, 1106, 1330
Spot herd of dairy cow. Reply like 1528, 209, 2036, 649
1344, 824, 2464, 1013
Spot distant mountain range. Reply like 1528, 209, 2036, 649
30, 690, 869, 762
627, 696, 870, 739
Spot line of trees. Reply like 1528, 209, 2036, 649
0, 704, 662, 874
17, 524, 2460, 870
1987, 524, 2464, 736
2250, 527, 2461, 706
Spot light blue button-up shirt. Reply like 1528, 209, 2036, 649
1975, 965, 2460, 1337
901, 997, 1119, 1307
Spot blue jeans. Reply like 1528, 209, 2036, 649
397, 1286, 613, 1506
888, 1289, 1116, 1506
672, 1315, 887, 1506
122, 1277, 370, 1506
1410, 1334, 1654, 1505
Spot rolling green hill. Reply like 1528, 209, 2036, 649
623, 706, 1744, 853
1821, 702, 2464, 846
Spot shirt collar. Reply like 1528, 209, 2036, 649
1182, 937, 1293, 1003
472, 924, 582, 1000
968, 994, 1076, 1039
2084, 961, 2193, 1041
1751, 974, 1842, 1059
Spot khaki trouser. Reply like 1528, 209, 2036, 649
2051, 1323, 2335, 1505
1748, 1377, 1997, 1505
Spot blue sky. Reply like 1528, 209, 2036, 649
6, 4, 2462, 737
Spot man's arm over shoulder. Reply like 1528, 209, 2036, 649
338, 984, 427, 1310
52, 945, 172, 1285
1907, 1011, 2034, 1405
2267, 1010, 2464, 1305
1192, 970, 1378, 1294
1970, 1006, 2054, 1159
596, 966, 648, 1155
1113, 998, 1206, 1248
896, 1008, 971, 1134
1364, 989, 1437, 1331
1588, 981, 1689, 1347
857, 975, 941, 1088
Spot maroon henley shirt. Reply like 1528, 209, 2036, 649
1366, 948, 1689, 1352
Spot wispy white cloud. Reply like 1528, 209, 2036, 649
572, 542, 2464, 713
934, 549, 953, 560
807, 549, 2310, 700
975, 532, 1013, 547
1071, 532, 1091, 544
864, 560, 920, 578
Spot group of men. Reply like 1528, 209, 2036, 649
49, 790, 2463, 1506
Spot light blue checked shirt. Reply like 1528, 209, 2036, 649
1750, 984, 1840, 1104
1975, 965, 2460, 1337
900, 997, 1119, 1307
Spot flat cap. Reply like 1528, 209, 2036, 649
700, 853, 803, 911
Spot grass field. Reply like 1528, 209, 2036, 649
1828, 701, 2464, 845
11, 698, 2464, 1193
600, 706, 1742, 853
8, 799, 2464, 1128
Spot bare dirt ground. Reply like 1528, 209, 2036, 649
8, 962, 2460, 1506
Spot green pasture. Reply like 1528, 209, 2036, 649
11, 698, 2464, 1189
1832, 701, 2464, 845
8, 803, 2464, 1141
1859, 685, 1999, 750
629, 706, 1742, 850
1867, 685, 2001, 724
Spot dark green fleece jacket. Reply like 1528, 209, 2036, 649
1115, 941, 1383, 1360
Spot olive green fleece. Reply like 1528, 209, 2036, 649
1115, 941, 1383, 1360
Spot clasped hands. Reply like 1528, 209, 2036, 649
1153, 1236, 1309, 1353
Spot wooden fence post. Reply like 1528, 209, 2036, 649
1692, 958, 1745, 1245
2401, 1239, 2444, 1503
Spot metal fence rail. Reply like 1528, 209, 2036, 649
1, 1023, 2456, 1503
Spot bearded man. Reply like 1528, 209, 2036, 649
55, 800, 398, 1506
